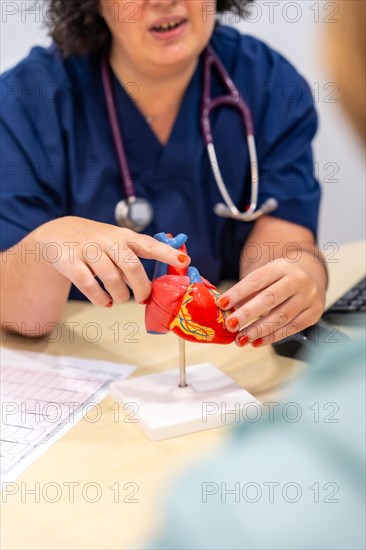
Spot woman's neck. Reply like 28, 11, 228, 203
109, 46, 199, 144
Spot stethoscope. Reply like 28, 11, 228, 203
101, 44, 278, 232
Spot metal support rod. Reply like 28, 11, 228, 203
178, 338, 187, 387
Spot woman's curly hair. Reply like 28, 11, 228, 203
44, 0, 253, 56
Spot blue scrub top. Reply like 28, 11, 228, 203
0, 24, 320, 300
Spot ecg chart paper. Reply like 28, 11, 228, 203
0, 348, 136, 485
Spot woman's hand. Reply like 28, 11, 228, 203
37, 216, 190, 307
218, 257, 326, 347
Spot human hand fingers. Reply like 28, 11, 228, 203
217, 260, 288, 311
64, 261, 113, 307
234, 296, 304, 346
39, 218, 191, 271
104, 232, 191, 303
39, 219, 190, 304
234, 286, 324, 347
239, 307, 322, 347
90, 253, 131, 304
223, 275, 295, 333
105, 247, 152, 304
116, 231, 191, 268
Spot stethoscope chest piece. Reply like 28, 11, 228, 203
115, 196, 154, 232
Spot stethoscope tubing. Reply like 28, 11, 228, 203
101, 57, 135, 200
101, 43, 278, 228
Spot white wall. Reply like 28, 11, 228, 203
1, 1, 365, 250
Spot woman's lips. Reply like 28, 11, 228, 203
149, 18, 188, 41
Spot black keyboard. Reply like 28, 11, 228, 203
273, 276, 365, 359
326, 276, 366, 314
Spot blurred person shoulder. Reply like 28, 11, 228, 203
150, 337, 365, 550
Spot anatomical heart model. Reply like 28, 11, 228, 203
145, 233, 238, 344
109, 232, 255, 441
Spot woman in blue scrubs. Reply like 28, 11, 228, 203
0, 0, 327, 345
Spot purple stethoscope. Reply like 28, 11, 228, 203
101, 44, 278, 232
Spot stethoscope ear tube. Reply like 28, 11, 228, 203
208, 134, 278, 222
206, 143, 240, 216
203, 47, 278, 223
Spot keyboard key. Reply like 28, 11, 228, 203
343, 290, 359, 299
329, 305, 358, 313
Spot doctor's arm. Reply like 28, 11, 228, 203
0, 217, 190, 336
0, 229, 72, 335
219, 216, 328, 347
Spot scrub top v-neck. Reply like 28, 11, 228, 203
111, 54, 207, 233
0, 24, 321, 301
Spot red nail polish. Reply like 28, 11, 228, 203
178, 253, 189, 263
105, 300, 113, 308
218, 296, 230, 309
238, 335, 250, 347
227, 317, 239, 330
140, 298, 149, 305
252, 338, 263, 348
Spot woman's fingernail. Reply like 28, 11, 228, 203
238, 335, 250, 347
140, 298, 149, 305
252, 338, 263, 348
227, 317, 239, 330
218, 296, 230, 309
178, 253, 189, 263
105, 300, 113, 308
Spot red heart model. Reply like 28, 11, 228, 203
145, 233, 237, 345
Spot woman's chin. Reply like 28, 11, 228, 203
148, 41, 201, 69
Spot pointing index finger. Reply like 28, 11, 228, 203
128, 232, 191, 268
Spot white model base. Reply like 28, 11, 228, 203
109, 363, 259, 441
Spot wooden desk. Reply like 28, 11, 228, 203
1, 241, 365, 550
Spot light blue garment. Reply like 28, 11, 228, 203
151, 338, 366, 550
